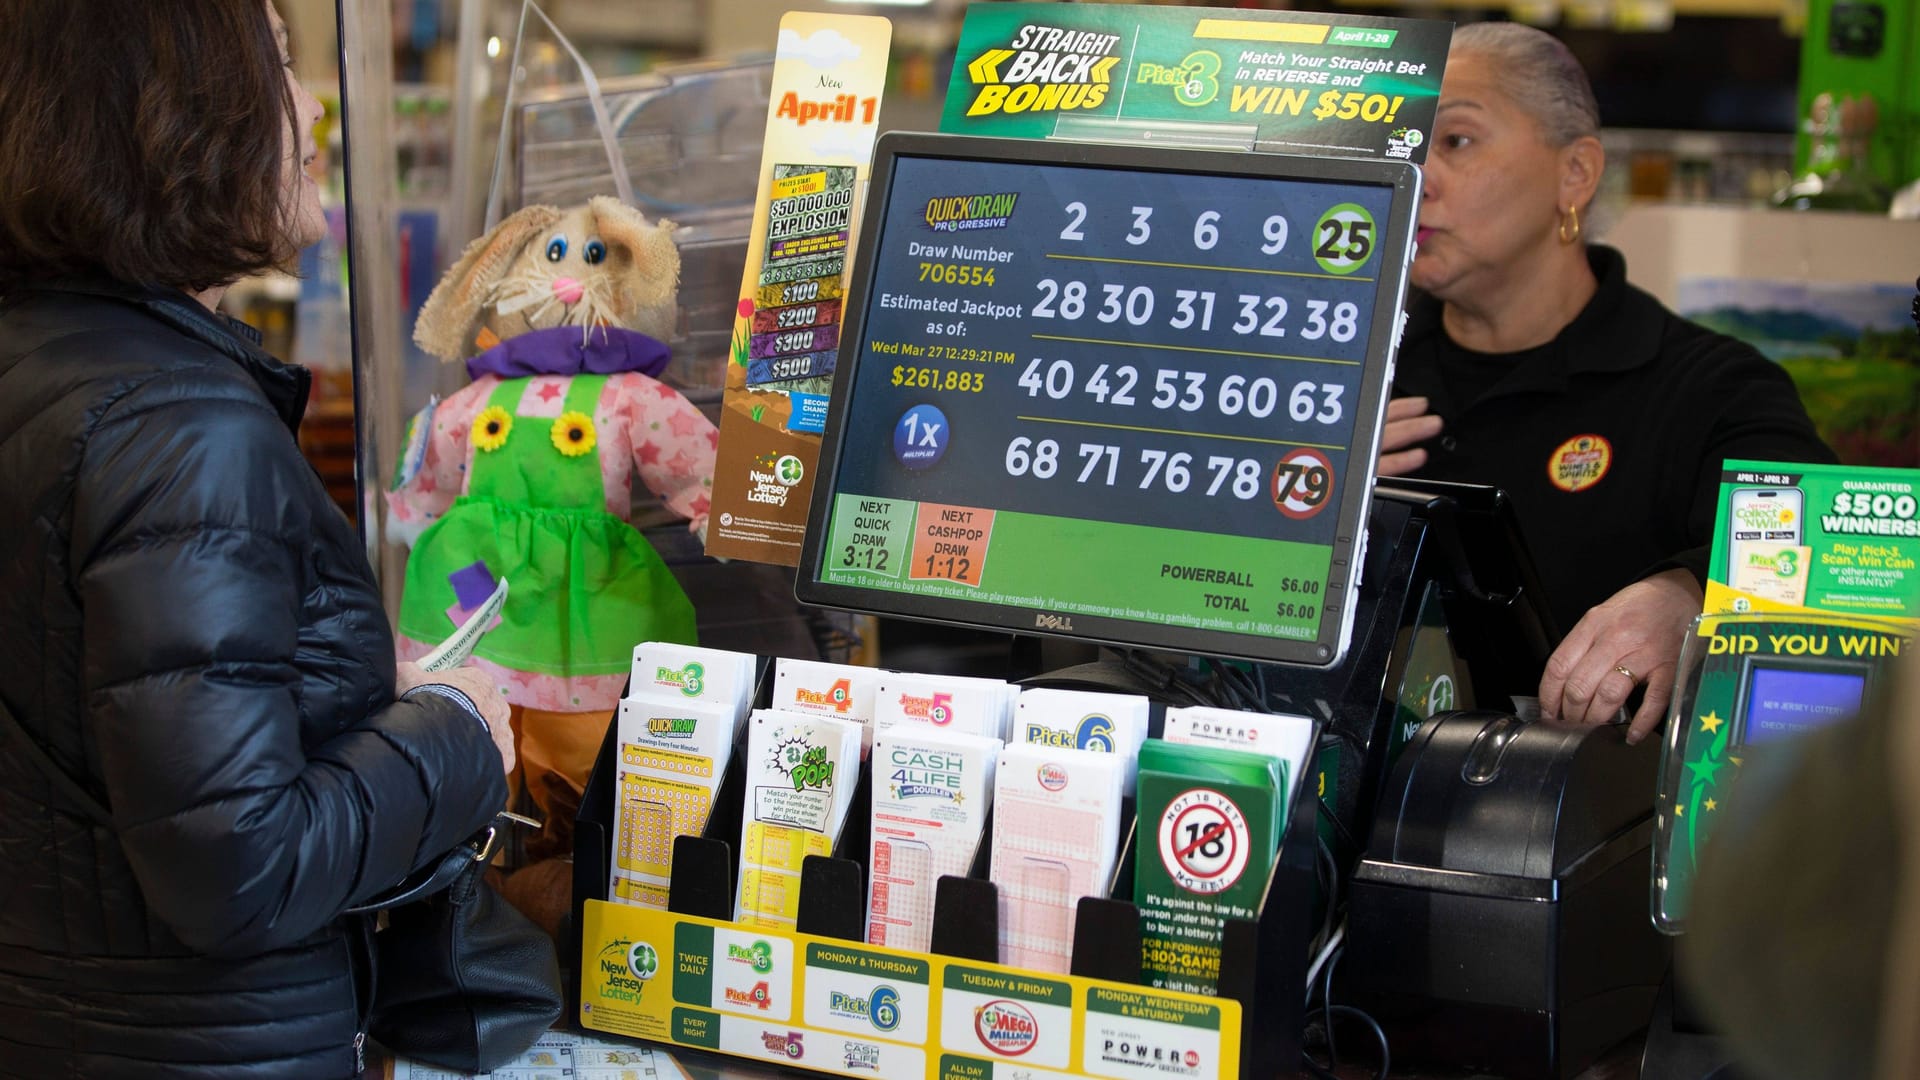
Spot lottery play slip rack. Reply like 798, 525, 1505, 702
567, 656, 1326, 1079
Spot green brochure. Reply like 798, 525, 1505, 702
1134, 740, 1283, 996
1705, 459, 1920, 625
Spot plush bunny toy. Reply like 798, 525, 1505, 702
388, 197, 717, 869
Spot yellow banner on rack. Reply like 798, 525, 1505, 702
580, 900, 1243, 1079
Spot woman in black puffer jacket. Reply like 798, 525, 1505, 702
0, 3, 517, 1076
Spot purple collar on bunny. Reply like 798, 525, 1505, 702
464, 325, 672, 381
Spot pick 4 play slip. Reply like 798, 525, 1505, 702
772, 658, 881, 752
735, 709, 864, 929
1134, 739, 1285, 996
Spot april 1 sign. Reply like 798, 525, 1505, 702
941, 4, 1451, 164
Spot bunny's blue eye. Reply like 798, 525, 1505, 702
583, 239, 608, 265
545, 237, 568, 262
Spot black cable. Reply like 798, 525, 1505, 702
1328, 1005, 1391, 1080
1315, 835, 1339, 949
1317, 793, 1359, 853
1321, 945, 1342, 1068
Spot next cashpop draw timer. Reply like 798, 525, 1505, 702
797, 133, 1420, 666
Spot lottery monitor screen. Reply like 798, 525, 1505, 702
1735, 659, 1870, 745
797, 133, 1420, 667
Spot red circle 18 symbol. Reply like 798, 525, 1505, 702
1273, 448, 1334, 520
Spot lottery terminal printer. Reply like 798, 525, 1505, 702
1329, 479, 1669, 1080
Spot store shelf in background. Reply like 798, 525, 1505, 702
1601, 128, 1796, 204
1607, 204, 1920, 306
550, 0, 702, 47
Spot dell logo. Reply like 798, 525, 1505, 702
1033, 613, 1076, 631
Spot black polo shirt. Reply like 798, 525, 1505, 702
1392, 246, 1836, 633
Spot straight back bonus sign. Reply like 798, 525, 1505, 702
941, 3, 1451, 164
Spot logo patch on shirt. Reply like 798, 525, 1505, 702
1547, 434, 1612, 492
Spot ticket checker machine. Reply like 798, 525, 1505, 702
1639, 612, 1912, 1080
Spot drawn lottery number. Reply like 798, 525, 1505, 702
1159, 790, 1250, 894
1273, 447, 1335, 520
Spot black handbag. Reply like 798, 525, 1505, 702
0, 694, 563, 1075
346, 814, 565, 1074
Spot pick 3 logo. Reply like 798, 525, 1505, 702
726, 940, 776, 975
974, 1000, 1040, 1056
961, 24, 1121, 117
652, 661, 706, 698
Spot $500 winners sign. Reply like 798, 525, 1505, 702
941, 4, 1451, 165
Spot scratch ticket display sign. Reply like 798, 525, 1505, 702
707, 13, 892, 565
941, 3, 1450, 164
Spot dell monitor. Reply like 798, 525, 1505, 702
797, 132, 1420, 667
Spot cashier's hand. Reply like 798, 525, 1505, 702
397, 661, 517, 775
1377, 396, 1445, 476
1539, 568, 1704, 744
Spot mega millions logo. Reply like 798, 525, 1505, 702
652, 661, 706, 698
962, 24, 1122, 117
974, 1000, 1040, 1056
828, 984, 903, 1034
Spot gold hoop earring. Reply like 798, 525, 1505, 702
1558, 204, 1582, 245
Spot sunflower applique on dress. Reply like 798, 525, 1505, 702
551, 410, 596, 457
473, 405, 513, 452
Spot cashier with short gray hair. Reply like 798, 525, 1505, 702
1379, 23, 1834, 743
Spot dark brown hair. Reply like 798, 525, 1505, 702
0, 0, 298, 294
